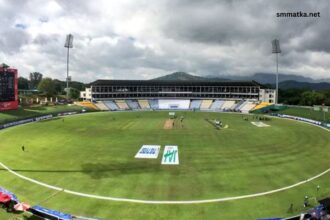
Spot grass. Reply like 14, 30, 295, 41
0, 105, 95, 125
0, 111, 329, 219
275, 106, 330, 123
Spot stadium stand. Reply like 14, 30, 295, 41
190, 100, 202, 109
95, 101, 109, 111
81, 80, 276, 112
253, 102, 272, 110
103, 101, 119, 110
138, 100, 150, 109
210, 100, 225, 110
200, 100, 213, 109
240, 101, 256, 113
84, 80, 276, 110
158, 99, 190, 109
221, 100, 235, 110
77, 101, 98, 110
115, 100, 130, 110
149, 100, 159, 109
126, 100, 140, 110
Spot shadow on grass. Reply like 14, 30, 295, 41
0, 161, 161, 179
1, 106, 48, 115
24, 106, 47, 111
80, 162, 161, 179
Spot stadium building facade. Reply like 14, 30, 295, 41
79, 80, 276, 112
87, 80, 274, 101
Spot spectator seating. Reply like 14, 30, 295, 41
77, 101, 98, 110
210, 100, 224, 110
103, 101, 119, 110
95, 101, 109, 110
190, 100, 202, 109
126, 100, 140, 109
138, 100, 150, 109
253, 102, 272, 110
221, 100, 235, 110
200, 100, 213, 109
115, 100, 130, 110
240, 102, 257, 113
81, 98, 260, 112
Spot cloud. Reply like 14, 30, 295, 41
0, 0, 329, 82
0, 27, 31, 53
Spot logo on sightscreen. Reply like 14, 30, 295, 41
163, 150, 177, 162
161, 146, 179, 165
135, 145, 161, 159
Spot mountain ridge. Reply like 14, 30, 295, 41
152, 72, 330, 90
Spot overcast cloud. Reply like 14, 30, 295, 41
0, 0, 329, 82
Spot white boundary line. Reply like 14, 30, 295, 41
0, 111, 329, 204
1, 162, 329, 204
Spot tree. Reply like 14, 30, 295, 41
0, 63, 9, 68
53, 79, 66, 95
278, 88, 306, 105
18, 77, 30, 90
37, 78, 56, 96
51, 79, 86, 95
69, 88, 80, 99
70, 81, 86, 91
300, 91, 325, 106
29, 72, 43, 89
321, 90, 330, 106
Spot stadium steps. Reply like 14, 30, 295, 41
240, 102, 257, 113
126, 100, 140, 109
77, 101, 99, 110
190, 100, 202, 109
103, 101, 119, 110
95, 101, 109, 111
234, 100, 246, 111
115, 100, 130, 110
149, 99, 159, 109
138, 100, 150, 109
200, 100, 213, 109
237, 101, 248, 111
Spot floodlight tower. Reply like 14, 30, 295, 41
64, 34, 74, 99
272, 39, 281, 104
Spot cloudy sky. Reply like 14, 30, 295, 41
1, 0, 329, 82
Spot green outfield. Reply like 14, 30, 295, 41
275, 106, 330, 123
0, 111, 329, 219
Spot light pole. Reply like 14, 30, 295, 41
272, 39, 281, 105
64, 34, 74, 99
